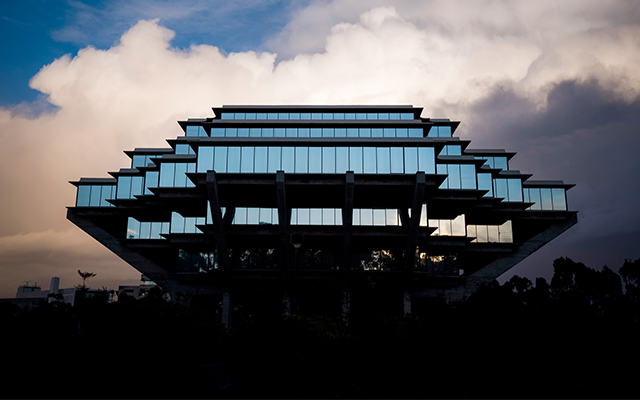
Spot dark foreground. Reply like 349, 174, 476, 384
3, 257, 640, 399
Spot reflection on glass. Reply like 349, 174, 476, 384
227, 147, 241, 173
391, 147, 403, 173
77, 186, 90, 206
540, 188, 552, 209
364, 147, 376, 173
295, 147, 308, 173
282, 147, 294, 172
214, 147, 228, 172
552, 188, 566, 210
350, 147, 363, 173
268, 147, 281, 172
255, 147, 267, 173
323, 147, 336, 173
336, 147, 349, 173
118, 176, 132, 197
309, 147, 321, 173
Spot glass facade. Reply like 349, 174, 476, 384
219, 112, 415, 121
76, 185, 116, 207
197, 146, 436, 175
209, 127, 424, 138
523, 187, 567, 211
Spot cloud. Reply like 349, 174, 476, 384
1, 2, 640, 296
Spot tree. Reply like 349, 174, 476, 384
77, 270, 97, 290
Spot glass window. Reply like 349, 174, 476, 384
220, 113, 234, 120
418, 147, 435, 173
323, 128, 334, 138
552, 188, 566, 210
127, 218, 140, 239
383, 128, 395, 138
452, 215, 466, 236
395, 128, 407, 138
170, 212, 184, 233
150, 222, 162, 239
241, 147, 254, 173
360, 209, 373, 225
390, 113, 400, 120
405, 147, 418, 173
322, 113, 333, 120
247, 208, 260, 224
289, 113, 300, 120
312, 113, 322, 120
476, 225, 488, 242
347, 128, 358, 138
298, 128, 309, 137
286, 128, 297, 138
540, 188, 553, 210
89, 186, 101, 206
528, 188, 541, 210
262, 128, 273, 137
499, 221, 513, 243
132, 155, 146, 168
493, 179, 507, 199
268, 147, 281, 172
377, 147, 390, 174
460, 165, 477, 189
372, 128, 383, 137
77, 186, 91, 206
245, 113, 256, 120
295, 147, 308, 173
386, 209, 398, 226
278, 113, 289, 120
438, 126, 452, 137
363, 147, 376, 173
352, 209, 360, 225
235, 208, 247, 224
257, 113, 267, 120
323, 147, 336, 173
118, 176, 133, 197
225, 128, 237, 137
214, 147, 228, 173
300, 113, 311, 119
174, 163, 187, 187
238, 128, 249, 137
507, 179, 523, 202
378, 113, 389, 120
310, 209, 322, 224
350, 147, 363, 173
356, 113, 366, 120
477, 173, 493, 197
234, 113, 245, 120
409, 128, 423, 138
140, 222, 151, 239
131, 176, 144, 196
250, 128, 261, 137
282, 147, 294, 172
427, 127, 437, 138
448, 164, 461, 189
227, 147, 241, 173
101, 185, 114, 207
336, 147, 349, 173
401, 113, 413, 120
197, 147, 214, 173
367, 113, 377, 120
488, 226, 499, 242
268, 113, 278, 120
211, 128, 225, 137
311, 128, 322, 137
159, 164, 174, 188
345, 113, 356, 120
145, 171, 158, 195
274, 128, 285, 137
186, 126, 199, 137
298, 208, 310, 225
322, 209, 335, 225
390, 147, 404, 173
494, 157, 508, 170
373, 209, 385, 226
334, 113, 344, 120
335, 128, 346, 137
309, 147, 322, 173
255, 147, 267, 173
359, 128, 370, 138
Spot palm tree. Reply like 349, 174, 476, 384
77, 270, 97, 290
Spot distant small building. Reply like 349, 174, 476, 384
5, 277, 111, 307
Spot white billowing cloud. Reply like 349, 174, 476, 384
1, 2, 640, 295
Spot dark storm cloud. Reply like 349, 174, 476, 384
461, 79, 640, 280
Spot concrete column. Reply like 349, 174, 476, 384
221, 290, 232, 326
403, 290, 412, 315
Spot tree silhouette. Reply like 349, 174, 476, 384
77, 270, 97, 290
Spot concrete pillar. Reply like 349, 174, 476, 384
221, 290, 232, 326
403, 290, 412, 315
342, 290, 350, 325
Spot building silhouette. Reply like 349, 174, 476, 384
68, 105, 576, 322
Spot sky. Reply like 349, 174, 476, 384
1, 0, 639, 297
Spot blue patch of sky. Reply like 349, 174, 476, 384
0, 0, 308, 107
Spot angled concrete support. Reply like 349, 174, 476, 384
404, 172, 426, 271
450, 213, 579, 301
206, 171, 231, 273
343, 171, 355, 269
276, 170, 290, 274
